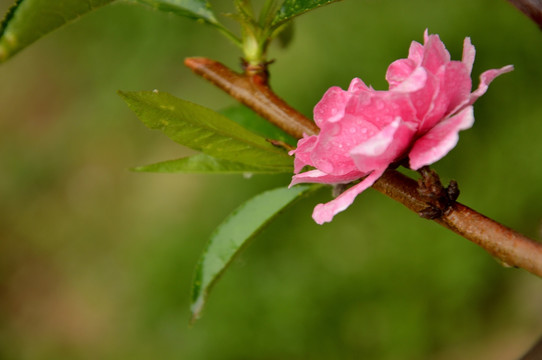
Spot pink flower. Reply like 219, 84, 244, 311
290, 30, 513, 225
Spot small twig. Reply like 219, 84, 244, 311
507, 0, 542, 29
184, 57, 542, 278
520, 335, 542, 360
416, 166, 459, 219
373, 171, 542, 276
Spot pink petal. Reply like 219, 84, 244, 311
348, 77, 370, 93
408, 41, 424, 65
350, 118, 416, 173
409, 71, 439, 124
312, 168, 386, 225
290, 135, 317, 173
289, 169, 365, 187
311, 115, 379, 175
391, 66, 427, 93
418, 61, 471, 133
409, 106, 474, 170
309, 90, 415, 176
345, 91, 417, 129
386, 59, 417, 88
462, 37, 476, 74
314, 86, 351, 127
386, 40, 425, 89
469, 65, 514, 105
422, 33, 451, 75
441, 61, 472, 113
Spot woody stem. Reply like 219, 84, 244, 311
184, 56, 542, 278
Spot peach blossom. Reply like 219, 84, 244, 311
290, 30, 513, 224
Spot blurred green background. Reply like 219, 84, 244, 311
1, 0, 541, 359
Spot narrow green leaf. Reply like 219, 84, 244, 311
133, 153, 292, 173
119, 90, 293, 170
257, 0, 281, 28
220, 105, 296, 146
132, 0, 241, 45
190, 185, 318, 322
272, 0, 342, 28
133, 0, 217, 24
0, 0, 116, 62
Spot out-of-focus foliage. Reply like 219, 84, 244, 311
272, 0, 341, 27
0, 0, 117, 62
134, 0, 219, 24
0, 0, 541, 359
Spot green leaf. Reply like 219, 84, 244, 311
133, 0, 217, 24
133, 153, 292, 173
0, 0, 116, 62
220, 105, 296, 146
119, 90, 293, 170
190, 184, 318, 322
132, 0, 241, 45
272, 0, 342, 28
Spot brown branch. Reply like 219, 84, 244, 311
373, 171, 542, 276
507, 0, 542, 29
520, 335, 542, 360
184, 56, 542, 278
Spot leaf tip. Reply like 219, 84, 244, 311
0, 30, 17, 62
117, 89, 129, 98
117, 90, 142, 109
129, 165, 146, 172
189, 294, 206, 325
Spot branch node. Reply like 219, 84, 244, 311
241, 58, 274, 86
416, 166, 460, 220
